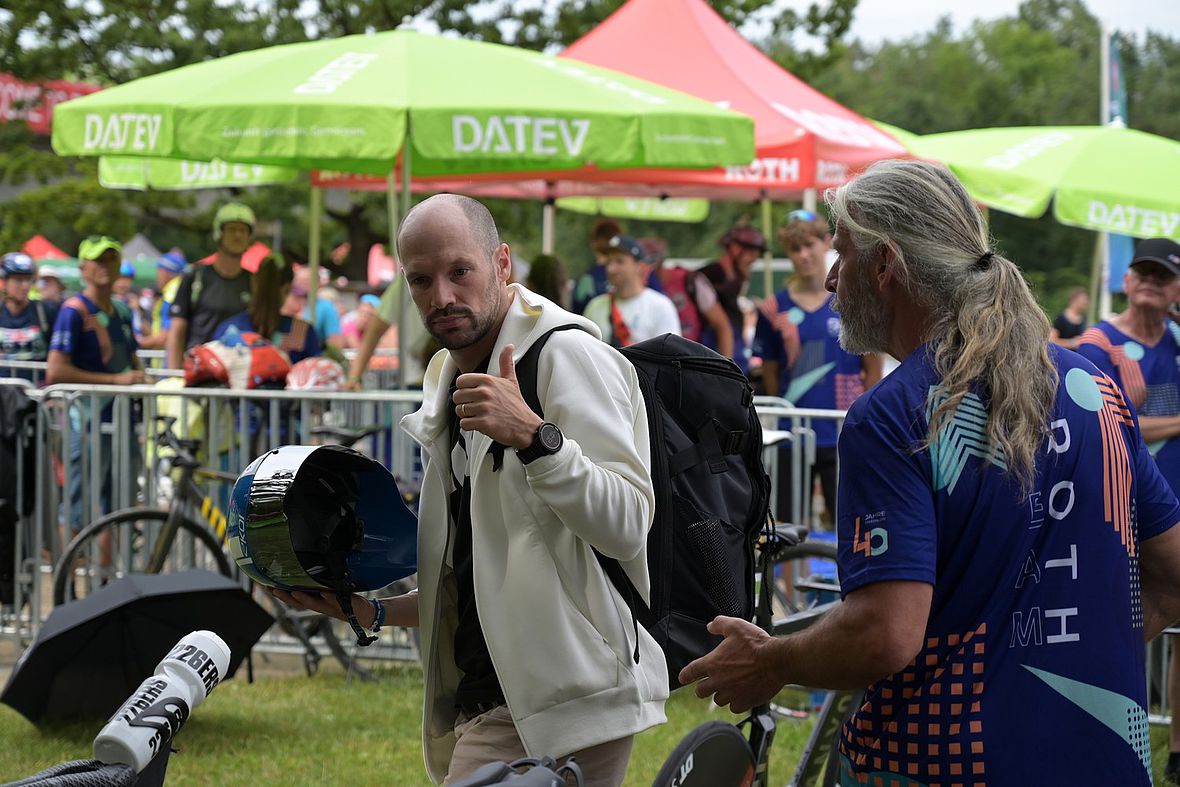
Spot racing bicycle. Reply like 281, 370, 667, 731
653, 524, 858, 787
51, 416, 416, 681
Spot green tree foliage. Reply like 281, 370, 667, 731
0, 0, 1176, 311
811, 0, 1179, 305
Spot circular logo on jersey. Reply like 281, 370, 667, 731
827, 317, 842, 338
787, 307, 805, 325
1064, 367, 1103, 412
1123, 341, 1145, 361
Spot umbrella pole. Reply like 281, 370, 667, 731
542, 198, 556, 255
397, 133, 413, 390
307, 185, 323, 320
760, 196, 773, 298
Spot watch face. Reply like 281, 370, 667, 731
538, 423, 563, 452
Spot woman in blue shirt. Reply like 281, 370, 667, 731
214, 253, 320, 364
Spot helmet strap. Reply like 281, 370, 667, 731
326, 549, 376, 647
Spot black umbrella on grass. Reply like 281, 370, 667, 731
1, 570, 272, 724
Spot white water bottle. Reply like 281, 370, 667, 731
93, 630, 232, 772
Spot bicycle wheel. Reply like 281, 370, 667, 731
653, 720, 756, 787
53, 508, 232, 606
773, 538, 839, 617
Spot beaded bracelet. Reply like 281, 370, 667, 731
369, 597, 386, 633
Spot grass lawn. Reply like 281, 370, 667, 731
1, 661, 1176, 785
0, 662, 817, 786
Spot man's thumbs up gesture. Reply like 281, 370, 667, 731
453, 344, 544, 449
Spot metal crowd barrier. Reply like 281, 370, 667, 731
756, 397, 847, 529
0, 382, 424, 646
2, 379, 1178, 727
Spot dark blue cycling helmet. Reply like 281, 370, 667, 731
228, 444, 417, 644
1, 253, 36, 279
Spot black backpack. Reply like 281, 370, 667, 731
515, 328, 771, 685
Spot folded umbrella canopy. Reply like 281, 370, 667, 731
1, 570, 272, 724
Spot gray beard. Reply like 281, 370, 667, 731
833, 266, 892, 356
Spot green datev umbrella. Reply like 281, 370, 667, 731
556, 195, 709, 223
99, 156, 299, 190
914, 126, 1180, 240
51, 29, 754, 176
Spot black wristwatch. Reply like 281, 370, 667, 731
517, 422, 564, 465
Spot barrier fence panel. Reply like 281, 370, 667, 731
4, 380, 1180, 722
0, 360, 47, 387
756, 397, 846, 530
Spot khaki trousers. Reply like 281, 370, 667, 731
442, 705, 634, 787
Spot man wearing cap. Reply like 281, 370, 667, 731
139, 251, 186, 350
0, 252, 58, 377
47, 236, 145, 552
1077, 237, 1180, 784
582, 234, 681, 347
698, 226, 767, 372
166, 203, 254, 367
35, 267, 66, 307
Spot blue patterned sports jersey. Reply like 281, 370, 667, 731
835, 343, 1180, 786
1076, 320, 1180, 495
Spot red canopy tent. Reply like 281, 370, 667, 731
22, 235, 70, 260
312, 0, 904, 201
554, 0, 906, 197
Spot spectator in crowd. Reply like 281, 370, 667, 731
524, 253, 569, 308
290, 264, 343, 349
275, 194, 667, 786
682, 159, 1180, 786
36, 266, 67, 307
166, 202, 255, 367
340, 294, 389, 352
344, 277, 431, 390
1050, 286, 1090, 349
698, 225, 767, 373
756, 211, 883, 526
114, 261, 135, 308
583, 234, 680, 347
1074, 238, 1180, 784
0, 253, 58, 377
641, 236, 733, 360
571, 217, 622, 315
46, 236, 145, 559
215, 253, 321, 365
139, 251, 186, 350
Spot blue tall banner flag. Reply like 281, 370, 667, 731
1107, 33, 1134, 293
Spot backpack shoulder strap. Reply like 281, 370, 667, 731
513, 321, 640, 663
515, 324, 583, 418
33, 300, 50, 338
190, 263, 212, 308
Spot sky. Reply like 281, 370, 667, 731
846, 0, 1179, 44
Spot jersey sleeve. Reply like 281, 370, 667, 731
1132, 423, 1180, 541
49, 304, 82, 356
1074, 339, 1120, 389
753, 308, 785, 365
836, 402, 938, 596
169, 269, 196, 320
655, 294, 682, 336
691, 272, 719, 312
